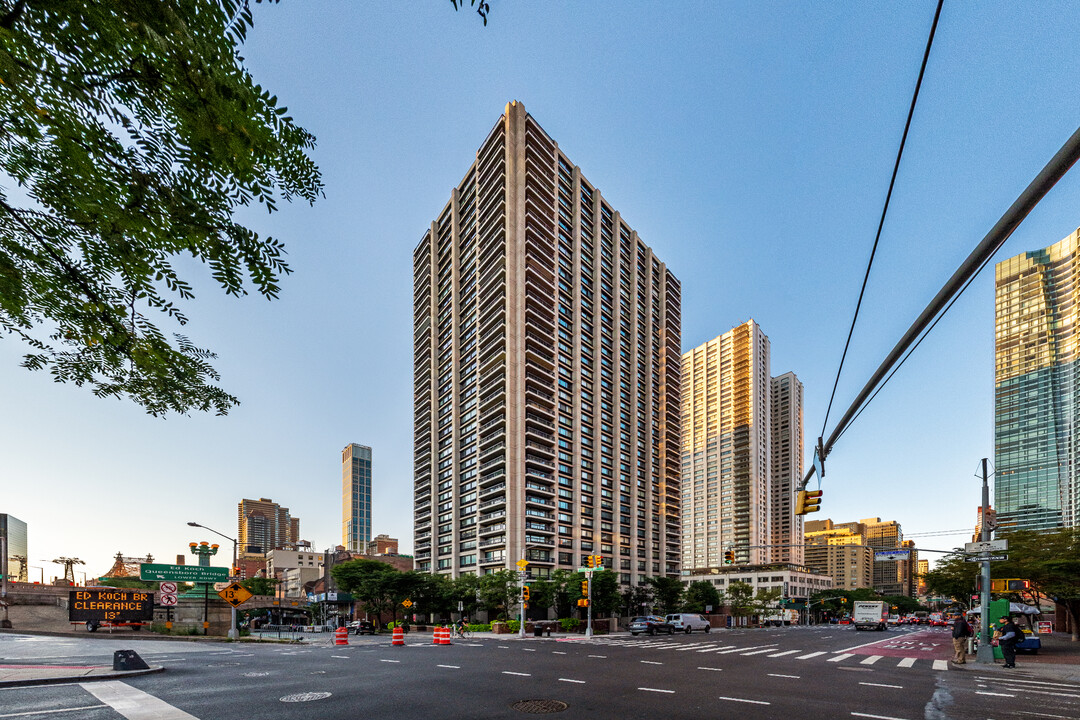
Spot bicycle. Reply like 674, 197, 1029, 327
455, 624, 471, 640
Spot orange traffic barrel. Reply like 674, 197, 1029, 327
432, 626, 441, 645
440, 626, 452, 645
334, 626, 349, 646
392, 625, 405, 646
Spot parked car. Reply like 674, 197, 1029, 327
629, 616, 675, 636
666, 613, 712, 634
348, 619, 376, 635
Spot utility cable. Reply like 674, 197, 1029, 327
820, 0, 945, 439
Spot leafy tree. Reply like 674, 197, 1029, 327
921, 552, 979, 609
330, 559, 400, 626
882, 595, 921, 615
478, 569, 519, 620
622, 584, 654, 617
995, 528, 1080, 641
449, 573, 481, 618
238, 576, 277, 596
683, 580, 720, 613
724, 581, 755, 619
547, 569, 575, 619
752, 586, 783, 619
0, 0, 324, 415
644, 576, 684, 615
589, 569, 621, 618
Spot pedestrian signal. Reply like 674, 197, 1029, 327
795, 489, 823, 515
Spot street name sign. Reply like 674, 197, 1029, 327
964, 554, 1008, 562
140, 563, 228, 583
577, 567, 598, 573
217, 582, 253, 608
69, 589, 153, 623
965, 540, 1007, 554
874, 550, 910, 561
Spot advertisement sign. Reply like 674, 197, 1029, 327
69, 589, 153, 623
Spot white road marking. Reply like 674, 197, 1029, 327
503, 671, 531, 676
379, 659, 400, 663
498, 646, 510, 649
552, 651, 567, 655
697, 645, 736, 653
677, 643, 719, 651
558, 678, 586, 684
767, 650, 801, 658
860, 656, 882, 665
839, 637, 905, 653
896, 658, 916, 668
741, 649, 776, 656
640, 660, 663, 665
588, 655, 606, 658
769, 674, 800, 679
522, 648, 536, 652
850, 713, 909, 720
796, 651, 827, 660
860, 682, 902, 689
932, 660, 949, 671
716, 644, 777, 654
974, 676, 1080, 690
975, 691, 1015, 697
638, 688, 674, 694
999, 687, 1080, 699
0, 707, 106, 719
81, 681, 200, 720
331, 655, 350, 659
436, 665, 460, 669
717, 696, 769, 705
828, 654, 855, 663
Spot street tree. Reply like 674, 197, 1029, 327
589, 569, 622, 618
752, 586, 783, 620
682, 580, 721, 613
724, 581, 755, 620
995, 528, 1080, 641
920, 551, 980, 609
330, 559, 399, 626
477, 569, 519, 620
644, 576, 684, 615
622, 584, 654, 617
238, 576, 277, 596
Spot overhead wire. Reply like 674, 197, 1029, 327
819, 0, 946, 440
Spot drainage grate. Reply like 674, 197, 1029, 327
280, 692, 333, 703
510, 699, 568, 714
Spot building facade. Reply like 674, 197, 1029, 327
0, 514, 27, 583
343, 443, 373, 552
803, 519, 873, 591
413, 101, 682, 584
770, 372, 804, 565
995, 229, 1080, 531
862, 518, 909, 597
680, 563, 833, 605
680, 322, 804, 571
237, 498, 299, 559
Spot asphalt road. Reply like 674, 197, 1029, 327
3, 627, 1078, 719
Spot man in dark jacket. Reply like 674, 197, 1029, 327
951, 615, 973, 664
998, 616, 1022, 668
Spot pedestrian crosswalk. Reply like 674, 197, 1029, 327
558, 635, 949, 671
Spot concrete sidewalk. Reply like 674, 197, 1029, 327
0, 664, 163, 688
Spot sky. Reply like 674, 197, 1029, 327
4, 1, 1080, 582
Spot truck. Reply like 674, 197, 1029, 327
852, 601, 888, 631
762, 608, 800, 626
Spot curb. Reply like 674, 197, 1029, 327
0, 665, 164, 689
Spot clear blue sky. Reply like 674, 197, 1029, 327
4, 1, 1080, 580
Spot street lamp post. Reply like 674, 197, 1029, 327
188, 522, 239, 640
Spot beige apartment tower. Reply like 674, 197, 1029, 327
413, 101, 682, 583
770, 371, 804, 565
237, 498, 299, 559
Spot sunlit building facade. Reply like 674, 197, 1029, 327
995, 228, 1080, 531
413, 101, 682, 584
342, 443, 373, 552
770, 372, 804, 565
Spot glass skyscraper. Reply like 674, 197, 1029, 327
343, 443, 373, 552
994, 228, 1080, 531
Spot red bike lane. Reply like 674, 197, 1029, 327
844, 628, 953, 659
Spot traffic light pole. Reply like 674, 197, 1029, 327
585, 571, 593, 639
976, 458, 994, 665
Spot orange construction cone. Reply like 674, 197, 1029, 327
440, 626, 452, 645
392, 626, 405, 646
432, 626, 441, 645
334, 627, 349, 646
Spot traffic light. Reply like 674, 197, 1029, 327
724, 549, 735, 564
580, 580, 589, 596
795, 489, 823, 515
577, 599, 589, 607
594, 555, 604, 568
522, 586, 530, 602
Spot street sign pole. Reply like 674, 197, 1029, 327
585, 571, 593, 639
976, 458, 994, 665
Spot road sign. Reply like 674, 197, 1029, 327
577, 567, 597, 573
217, 582, 253, 608
69, 590, 153, 623
874, 550, 910, 561
402, 599, 413, 608
964, 554, 1008, 562
140, 563, 228, 583
516, 559, 529, 569
965, 539, 1008, 554
159, 594, 178, 607
159, 582, 177, 595
517, 571, 528, 580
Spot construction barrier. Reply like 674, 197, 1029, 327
392, 626, 405, 646
439, 626, 451, 645
432, 626, 441, 645
334, 626, 349, 646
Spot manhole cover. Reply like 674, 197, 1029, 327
280, 692, 332, 703
510, 699, 568, 714
243, 672, 269, 677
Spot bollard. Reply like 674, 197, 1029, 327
392, 625, 405, 646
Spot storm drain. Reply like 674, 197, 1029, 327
280, 692, 333, 703
510, 699, 568, 714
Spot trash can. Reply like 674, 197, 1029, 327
113, 650, 150, 671
534, 623, 544, 637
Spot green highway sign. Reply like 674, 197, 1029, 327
139, 563, 228, 583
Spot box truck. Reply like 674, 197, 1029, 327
852, 601, 888, 631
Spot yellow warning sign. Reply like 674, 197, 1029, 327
217, 582, 253, 608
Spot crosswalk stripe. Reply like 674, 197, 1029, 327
741, 649, 776, 656
828, 654, 854, 663
932, 660, 949, 671
716, 645, 777, 655
697, 645, 737, 653
767, 650, 801, 658
896, 658, 916, 668
795, 651, 826, 660
860, 656, 882, 665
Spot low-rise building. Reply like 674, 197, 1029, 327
681, 563, 833, 603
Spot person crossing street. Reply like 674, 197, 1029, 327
951, 614, 973, 664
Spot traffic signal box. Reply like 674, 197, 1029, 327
522, 586, 530, 602
795, 489, 823, 515
989, 579, 1030, 592
724, 549, 734, 564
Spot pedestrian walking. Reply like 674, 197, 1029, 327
998, 615, 1022, 668
951, 614, 973, 664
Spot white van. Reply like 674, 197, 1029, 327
666, 613, 712, 634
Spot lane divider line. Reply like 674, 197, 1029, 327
717, 696, 769, 705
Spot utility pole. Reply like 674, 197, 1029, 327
976, 458, 994, 664
1, 537, 11, 628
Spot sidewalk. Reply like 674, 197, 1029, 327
0, 664, 163, 688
